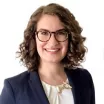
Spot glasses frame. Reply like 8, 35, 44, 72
35, 29, 69, 42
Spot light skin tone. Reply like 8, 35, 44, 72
35, 14, 68, 86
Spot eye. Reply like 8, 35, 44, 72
57, 31, 67, 35
40, 31, 49, 35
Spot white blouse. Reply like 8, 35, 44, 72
41, 79, 74, 104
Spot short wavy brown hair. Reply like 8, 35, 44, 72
17, 3, 87, 71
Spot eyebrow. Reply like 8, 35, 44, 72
37, 28, 66, 32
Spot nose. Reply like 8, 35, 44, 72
47, 34, 59, 46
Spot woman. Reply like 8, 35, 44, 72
0, 3, 95, 104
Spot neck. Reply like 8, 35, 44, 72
38, 61, 67, 85
39, 62, 64, 75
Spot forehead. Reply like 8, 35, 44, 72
36, 14, 64, 31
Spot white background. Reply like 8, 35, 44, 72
0, 0, 104, 104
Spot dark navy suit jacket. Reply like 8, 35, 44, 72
0, 68, 95, 104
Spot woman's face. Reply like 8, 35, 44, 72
35, 14, 68, 64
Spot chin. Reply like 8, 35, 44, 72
44, 57, 64, 63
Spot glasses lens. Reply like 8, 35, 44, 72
36, 29, 68, 42
55, 31, 68, 41
37, 30, 50, 42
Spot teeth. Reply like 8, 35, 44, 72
46, 49, 59, 52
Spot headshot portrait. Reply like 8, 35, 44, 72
0, 2, 95, 104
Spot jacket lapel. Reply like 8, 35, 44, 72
65, 68, 81, 104
29, 71, 50, 104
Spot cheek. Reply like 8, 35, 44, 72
36, 39, 46, 52
63, 41, 68, 52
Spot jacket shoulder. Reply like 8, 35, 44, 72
66, 68, 93, 82
0, 71, 30, 104
66, 68, 95, 103
66, 68, 94, 88
6, 71, 29, 82
4, 71, 30, 90
66, 67, 92, 78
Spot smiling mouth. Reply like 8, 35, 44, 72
45, 49, 60, 52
